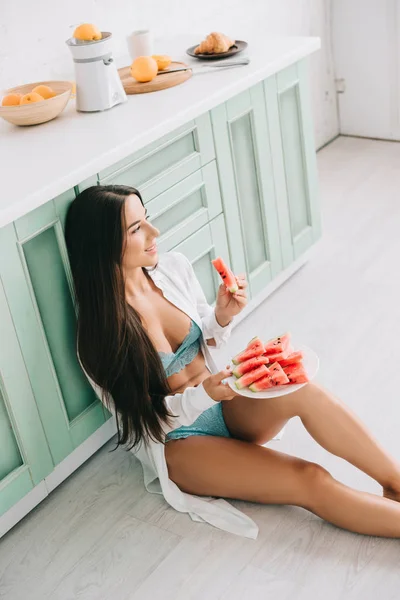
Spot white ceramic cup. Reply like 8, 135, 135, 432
126, 30, 153, 60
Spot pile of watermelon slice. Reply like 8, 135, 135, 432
231, 333, 309, 392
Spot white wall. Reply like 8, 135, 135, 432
333, 0, 400, 141
1, 0, 338, 148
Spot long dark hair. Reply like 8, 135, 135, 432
65, 184, 173, 451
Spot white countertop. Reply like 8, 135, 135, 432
0, 35, 320, 229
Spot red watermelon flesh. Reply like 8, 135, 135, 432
283, 363, 309, 384
250, 363, 308, 391
269, 362, 290, 385
232, 339, 265, 365
235, 364, 270, 389
264, 332, 291, 355
287, 372, 309, 384
249, 376, 274, 392
232, 356, 270, 378
263, 346, 292, 362
278, 351, 304, 367
283, 363, 304, 375
211, 257, 238, 293
246, 336, 263, 349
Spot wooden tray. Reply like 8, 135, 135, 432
118, 61, 192, 94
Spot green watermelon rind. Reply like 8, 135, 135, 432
211, 257, 239, 293
232, 356, 270, 378
232, 337, 264, 365
234, 365, 269, 389
249, 376, 274, 392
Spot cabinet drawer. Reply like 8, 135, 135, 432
98, 113, 215, 201
150, 161, 222, 253
160, 215, 230, 306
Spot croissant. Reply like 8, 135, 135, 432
194, 32, 235, 55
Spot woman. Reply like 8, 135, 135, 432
65, 184, 400, 539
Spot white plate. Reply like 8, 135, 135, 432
226, 344, 319, 399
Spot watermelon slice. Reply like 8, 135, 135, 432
283, 363, 309, 384
246, 336, 262, 349
232, 355, 270, 378
268, 362, 290, 385
264, 332, 291, 355
250, 361, 306, 391
278, 351, 304, 367
283, 363, 304, 375
235, 364, 270, 390
232, 337, 264, 365
249, 375, 274, 392
211, 257, 238, 293
263, 346, 292, 362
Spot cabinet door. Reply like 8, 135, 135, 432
151, 162, 222, 254
264, 61, 321, 265
211, 84, 283, 299
0, 190, 110, 468
172, 215, 231, 306
0, 280, 53, 517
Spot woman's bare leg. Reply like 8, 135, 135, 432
165, 436, 400, 537
222, 382, 400, 497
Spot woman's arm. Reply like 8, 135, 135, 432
177, 253, 234, 348
164, 382, 216, 428
80, 357, 218, 431
164, 367, 236, 431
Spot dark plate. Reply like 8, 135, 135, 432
186, 40, 248, 60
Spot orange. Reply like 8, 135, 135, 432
73, 23, 102, 41
20, 92, 44, 105
151, 55, 172, 71
130, 56, 158, 83
32, 85, 56, 99
1, 93, 22, 107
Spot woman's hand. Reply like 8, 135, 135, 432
203, 368, 237, 402
215, 274, 248, 326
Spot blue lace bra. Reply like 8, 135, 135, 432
159, 320, 202, 377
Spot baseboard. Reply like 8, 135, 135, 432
45, 417, 117, 493
1, 417, 117, 539
0, 481, 48, 539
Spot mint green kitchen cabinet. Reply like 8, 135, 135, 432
211, 83, 284, 300
0, 279, 54, 517
98, 114, 215, 202
0, 190, 111, 470
264, 61, 321, 266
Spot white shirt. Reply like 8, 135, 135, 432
85, 251, 260, 539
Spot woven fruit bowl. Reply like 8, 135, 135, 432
0, 80, 73, 126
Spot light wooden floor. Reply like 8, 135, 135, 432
1, 136, 400, 599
